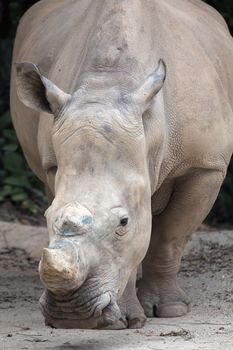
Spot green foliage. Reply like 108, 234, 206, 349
0, 108, 45, 213
0, 0, 232, 223
0, 0, 44, 213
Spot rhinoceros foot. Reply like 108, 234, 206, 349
137, 279, 191, 318
103, 282, 146, 330
119, 299, 146, 329
103, 300, 146, 330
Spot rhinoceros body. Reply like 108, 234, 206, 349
11, 0, 233, 329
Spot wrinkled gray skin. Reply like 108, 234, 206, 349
10, 0, 233, 329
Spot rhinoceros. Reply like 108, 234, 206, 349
10, 0, 233, 329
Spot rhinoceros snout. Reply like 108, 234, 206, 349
39, 289, 122, 329
39, 239, 88, 295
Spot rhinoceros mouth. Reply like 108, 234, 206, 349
39, 288, 121, 329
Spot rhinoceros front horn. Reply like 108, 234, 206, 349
39, 240, 87, 295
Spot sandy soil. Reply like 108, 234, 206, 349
0, 221, 233, 350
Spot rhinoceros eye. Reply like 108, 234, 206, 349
111, 209, 129, 235
120, 217, 128, 227
116, 218, 129, 236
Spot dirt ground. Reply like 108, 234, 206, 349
0, 221, 233, 350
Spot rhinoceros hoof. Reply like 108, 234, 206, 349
103, 301, 147, 329
137, 283, 191, 318
116, 313, 146, 329
104, 313, 146, 330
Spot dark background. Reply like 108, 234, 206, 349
0, 0, 233, 226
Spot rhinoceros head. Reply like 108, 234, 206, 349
15, 60, 166, 328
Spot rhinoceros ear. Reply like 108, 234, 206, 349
15, 62, 71, 116
125, 59, 166, 113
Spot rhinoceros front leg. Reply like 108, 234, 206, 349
105, 269, 146, 329
138, 169, 224, 318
